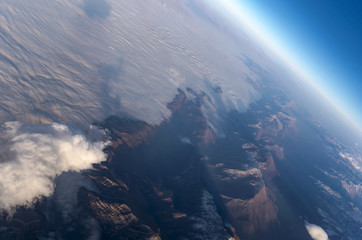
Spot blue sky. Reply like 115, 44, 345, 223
210, 0, 362, 129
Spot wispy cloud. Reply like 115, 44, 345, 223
54, 171, 98, 221
83, 217, 101, 240
0, 122, 108, 213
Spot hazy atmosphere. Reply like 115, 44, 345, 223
0, 1, 361, 239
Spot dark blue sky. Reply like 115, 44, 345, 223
215, 0, 362, 128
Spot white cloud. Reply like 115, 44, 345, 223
305, 222, 329, 240
180, 137, 192, 145
0, 121, 108, 213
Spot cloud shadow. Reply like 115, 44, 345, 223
83, 0, 111, 19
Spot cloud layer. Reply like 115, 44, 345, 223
0, 0, 263, 126
305, 222, 329, 240
0, 122, 108, 213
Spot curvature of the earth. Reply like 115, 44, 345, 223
0, 1, 361, 240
